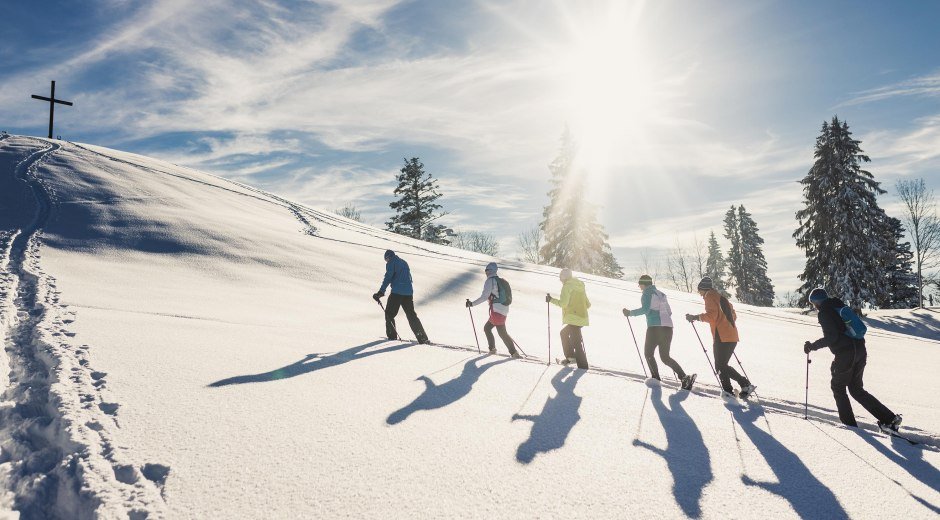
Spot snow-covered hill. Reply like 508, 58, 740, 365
1, 135, 938, 519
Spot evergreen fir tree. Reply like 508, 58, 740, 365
386, 157, 449, 244
737, 206, 775, 306
723, 207, 743, 296
539, 129, 623, 278
878, 217, 919, 308
704, 231, 730, 297
794, 117, 892, 309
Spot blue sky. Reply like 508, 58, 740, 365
2, 0, 939, 297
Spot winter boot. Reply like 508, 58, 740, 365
738, 384, 756, 400
510, 352, 522, 359
681, 374, 697, 391
878, 414, 903, 433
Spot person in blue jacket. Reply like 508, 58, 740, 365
623, 275, 695, 390
373, 250, 430, 344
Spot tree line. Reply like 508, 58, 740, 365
340, 116, 938, 310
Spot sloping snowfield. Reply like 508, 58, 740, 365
1, 135, 938, 519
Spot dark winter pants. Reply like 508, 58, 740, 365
644, 326, 686, 381
484, 321, 518, 355
560, 325, 589, 369
385, 293, 428, 343
830, 342, 895, 427
713, 340, 749, 393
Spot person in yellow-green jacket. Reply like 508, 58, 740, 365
546, 268, 590, 369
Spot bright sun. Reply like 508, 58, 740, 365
556, 2, 660, 177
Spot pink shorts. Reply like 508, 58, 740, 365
489, 308, 507, 326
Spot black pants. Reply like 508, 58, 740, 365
560, 325, 589, 369
830, 343, 894, 427
385, 293, 428, 342
484, 321, 517, 355
644, 326, 685, 380
713, 340, 749, 393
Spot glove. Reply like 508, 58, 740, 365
545, 293, 552, 303
465, 299, 472, 308
803, 341, 813, 354
622, 308, 630, 317
373, 292, 383, 302
685, 313, 698, 323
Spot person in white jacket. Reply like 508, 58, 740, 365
466, 262, 520, 357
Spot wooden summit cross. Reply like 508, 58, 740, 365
31, 80, 72, 139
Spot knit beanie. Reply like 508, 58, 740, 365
696, 277, 713, 291
384, 249, 395, 260
485, 262, 498, 274
809, 287, 829, 304
559, 268, 572, 281
638, 274, 653, 286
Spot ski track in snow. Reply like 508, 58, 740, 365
0, 138, 167, 519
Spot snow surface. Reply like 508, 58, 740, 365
0, 135, 938, 519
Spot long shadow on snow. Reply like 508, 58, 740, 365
632, 384, 712, 519
854, 429, 940, 510
731, 404, 848, 519
863, 311, 940, 342
387, 355, 512, 425
208, 340, 408, 387
512, 368, 584, 464
422, 269, 478, 304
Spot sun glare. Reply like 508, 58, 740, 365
556, 2, 660, 178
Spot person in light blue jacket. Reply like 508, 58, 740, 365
373, 250, 429, 344
623, 275, 695, 390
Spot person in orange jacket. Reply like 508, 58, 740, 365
685, 277, 755, 399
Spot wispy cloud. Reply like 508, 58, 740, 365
837, 71, 940, 107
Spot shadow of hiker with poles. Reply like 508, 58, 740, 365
386, 355, 512, 425
853, 430, 940, 513
512, 368, 585, 464
731, 404, 848, 519
632, 384, 712, 518
208, 339, 409, 387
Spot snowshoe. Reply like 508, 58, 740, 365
877, 414, 902, 434
510, 352, 522, 359
720, 390, 738, 403
680, 373, 697, 391
738, 384, 756, 400
555, 357, 574, 366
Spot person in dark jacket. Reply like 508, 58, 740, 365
623, 275, 695, 389
804, 288, 901, 431
373, 250, 429, 344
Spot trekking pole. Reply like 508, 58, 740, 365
376, 299, 400, 340
690, 322, 721, 387
467, 306, 481, 354
625, 316, 648, 378
511, 339, 529, 358
805, 352, 811, 420
546, 300, 552, 366
732, 351, 751, 383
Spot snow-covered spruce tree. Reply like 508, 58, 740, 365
705, 230, 730, 297
386, 157, 449, 244
877, 216, 919, 309
794, 117, 893, 309
539, 129, 622, 278
723, 207, 743, 296
737, 206, 775, 306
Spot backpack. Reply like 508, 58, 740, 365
495, 277, 513, 306
719, 295, 736, 328
837, 307, 867, 339
649, 289, 672, 318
